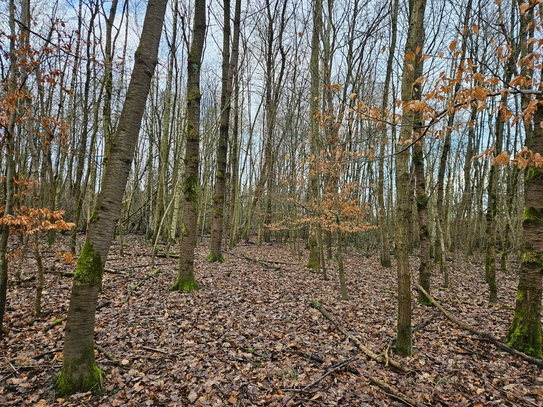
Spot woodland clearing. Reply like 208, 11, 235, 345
1, 234, 542, 406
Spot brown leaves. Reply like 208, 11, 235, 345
513, 146, 543, 168
2, 235, 543, 406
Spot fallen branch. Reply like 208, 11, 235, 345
45, 270, 75, 277
369, 376, 419, 407
312, 302, 408, 373
155, 252, 179, 258
32, 348, 63, 360
124, 269, 160, 303
289, 349, 359, 375
282, 357, 356, 393
418, 285, 543, 368
240, 253, 281, 270
95, 343, 121, 366
142, 346, 170, 355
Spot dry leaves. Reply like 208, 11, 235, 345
0, 235, 542, 406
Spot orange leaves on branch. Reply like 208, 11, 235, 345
449, 39, 458, 52
519, 2, 530, 16
513, 146, 543, 169
0, 206, 75, 235
472, 147, 494, 162
493, 151, 510, 165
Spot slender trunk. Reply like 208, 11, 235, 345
306, 0, 322, 270
395, 0, 427, 357
227, 0, 242, 249
377, 0, 398, 268
210, 0, 240, 261
414, 136, 431, 305
172, 0, 206, 291
0, 0, 18, 338
507, 1, 543, 358
33, 238, 45, 317
57, 0, 168, 395
71, 1, 101, 254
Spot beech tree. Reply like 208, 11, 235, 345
209, 0, 241, 262
506, 0, 543, 358
395, 0, 427, 356
57, 0, 168, 395
171, 0, 206, 291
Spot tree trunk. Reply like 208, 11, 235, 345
414, 136, 431, 305
171, 0, 206, 291
377, 0, 398, 269
0, 0, 19, 338
507, 1, 543, 358
306, 0, 322, 270
57, 0, 168, 395
210, 0, 240, 261
395, 0, 427, 357
227, 0, 242, 249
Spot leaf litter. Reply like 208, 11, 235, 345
0, 234, 542, 406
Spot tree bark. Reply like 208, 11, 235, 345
377, 0, 398, 269
395, 0, 427, 357
171, 0, 206, 291
0, 0, 18, 337
306, 0, 322, 271
210, 0, 240, 261
57, 0, 168, 395
507, 0, 543, 359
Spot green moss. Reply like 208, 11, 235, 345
89, 210, 98, 222
416, 195, 429, 208
310, 299, 320, 308
523, 206, 543, 226
507, 315, 543, 358
170, 276, 199, 292
521, 251, 543, 268
181, 222, 189, 237
187, 89, 201, 101
183, 175, 199, 203
525, 167, 542, 184
217, 169, 225, 179
206, 253, 225, 263
56, 344, 105, 397
74, 242, 103, 288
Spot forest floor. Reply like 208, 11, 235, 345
1, 234, 543, 407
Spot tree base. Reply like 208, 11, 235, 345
56, 361, 104, 397
206, 252, 225, 263
170, 278, 199, 292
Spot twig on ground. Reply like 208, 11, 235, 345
312, 302, 408, 373
95, 343, 121, 366
239, 253, 282, 270
418, 285, 543, 369
32, 348, 63, 360
369, 376, 419, 407
124, 269, 161, 303
282, 357, 356, 393
142, 346, 170, 355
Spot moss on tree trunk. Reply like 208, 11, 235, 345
57, 242, 104, 396
507, 273, 543, 358
56, 342, 104, 396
